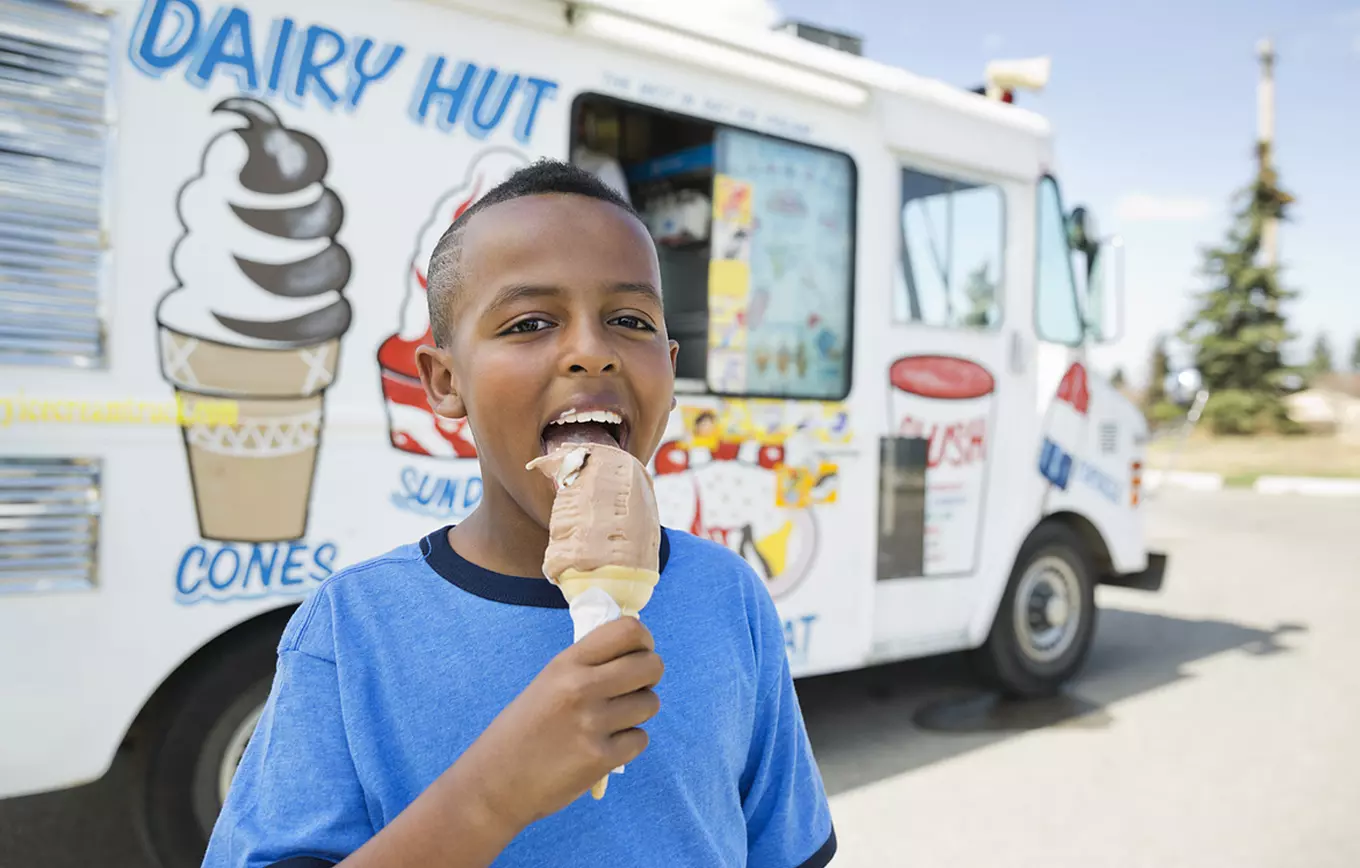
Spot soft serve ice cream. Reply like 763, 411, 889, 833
155, 97, 352, 543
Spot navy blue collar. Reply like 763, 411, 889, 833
420, 525, 671, 609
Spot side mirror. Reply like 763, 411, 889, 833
1065, 206, 1097, 260
1083, 235, 1124, 344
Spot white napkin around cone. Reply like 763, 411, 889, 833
567, 586, 627, 776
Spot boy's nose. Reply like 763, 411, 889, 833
562, 323, 619, 375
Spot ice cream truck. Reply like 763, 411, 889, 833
0, 0, 1166, 863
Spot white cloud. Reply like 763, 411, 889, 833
1326, 9, 1360, 51
1115, 194, 1214, 223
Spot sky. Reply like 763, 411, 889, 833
723, 0, 1360, 385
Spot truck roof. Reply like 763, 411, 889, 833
593, 0, 1048, 136
441, 0, 1053, 142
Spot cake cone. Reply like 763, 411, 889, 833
559, 565, 660, 800
557, 566, 661, 618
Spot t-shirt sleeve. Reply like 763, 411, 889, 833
740, 577, 837, 868
202, 600, 373, 868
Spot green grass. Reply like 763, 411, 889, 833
1148, 432, 1360, 480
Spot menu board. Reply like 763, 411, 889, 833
706, 130, 854, 400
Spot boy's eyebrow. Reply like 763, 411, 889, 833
608, 281, 663, 303
482, 281, 661, 317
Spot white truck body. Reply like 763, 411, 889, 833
1, 0, 1162, 836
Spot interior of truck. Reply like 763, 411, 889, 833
570, 96, 718, 390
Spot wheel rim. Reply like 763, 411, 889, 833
1012, 554, 1082, 664
217, 702, 263, 804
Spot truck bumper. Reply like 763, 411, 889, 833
1101, 551, 1167, 592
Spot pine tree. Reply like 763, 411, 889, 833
1145, 334, 1169, 407
1141, 334, 1182, 427
1310, 333, 1333, 376
1178, 143, 1299, 433
961, 262, 996, 328
1350, 335, 1360, 372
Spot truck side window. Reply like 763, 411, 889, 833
896, 168, 1005, 329
1034, 175, 1083, 346
706, 129, 855, 400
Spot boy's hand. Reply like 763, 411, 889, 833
459, 617, 664, 830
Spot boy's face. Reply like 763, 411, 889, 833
416, 194, 678, 530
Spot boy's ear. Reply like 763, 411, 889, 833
415, 344, 466, 419
668, 339, 680, 410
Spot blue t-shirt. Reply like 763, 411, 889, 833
204, 525, 837, 868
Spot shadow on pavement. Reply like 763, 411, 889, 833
0, 743, 151, 868
796, 604, 1308, 797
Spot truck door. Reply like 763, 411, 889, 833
870, 159, 1034, 658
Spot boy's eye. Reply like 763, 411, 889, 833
613, 315, 656, 332
504, 318, 553, 335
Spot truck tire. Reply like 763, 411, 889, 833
973, 522, 1097, 699
137, 623, 282, 868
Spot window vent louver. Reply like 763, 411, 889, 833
0, 0, 113, 368
0, 457, 101, 593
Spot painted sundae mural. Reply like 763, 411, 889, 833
378, 147, 529, 458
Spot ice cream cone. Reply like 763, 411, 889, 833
591, 776, 610, 800
159, 326, 340, 542
557, 566, 661, 618
528, 442, 663, 801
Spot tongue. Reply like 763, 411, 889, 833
543, 421, 618, 453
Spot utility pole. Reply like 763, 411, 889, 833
1257, 37, 1278, 269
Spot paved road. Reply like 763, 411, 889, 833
806, 488, 1360, 867
3, 489, 1357, 867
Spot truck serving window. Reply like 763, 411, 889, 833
896, 167, 1005, 330
569, 96, 856, 401
0, 3, 113, 368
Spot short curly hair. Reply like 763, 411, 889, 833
424, 158, 642, 348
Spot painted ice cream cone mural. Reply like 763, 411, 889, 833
888, 355, 995, 575
155, 98, 352, 544
378, 148, 529, 458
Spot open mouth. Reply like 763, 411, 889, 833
541, 409, 628, 455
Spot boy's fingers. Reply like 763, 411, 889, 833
592, 649, 664, 697
572, 617, 654, 665
603, 688, 661, 733
607, 726, 650, 767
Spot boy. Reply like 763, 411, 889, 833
203, 160, 837, 868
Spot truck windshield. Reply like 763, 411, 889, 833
1034, 175, 1083, 346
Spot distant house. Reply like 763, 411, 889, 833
1286, 373, 1360, 439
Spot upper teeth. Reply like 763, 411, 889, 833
551, 410, 622, 426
